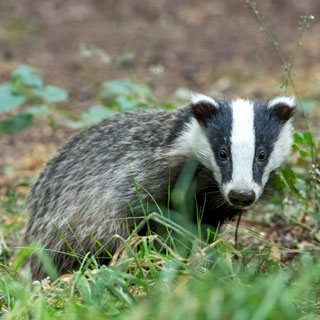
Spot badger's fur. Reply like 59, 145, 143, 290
24, 95, 295, 279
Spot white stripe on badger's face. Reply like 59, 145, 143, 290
222, 99, 261, 201
261, 122, 293, 187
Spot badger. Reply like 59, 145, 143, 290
24, 94, 295, 279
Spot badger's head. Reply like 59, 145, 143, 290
174, 94, 295, 208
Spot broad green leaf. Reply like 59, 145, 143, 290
293, 132, 304, 144
292, 144, 309, 157
62, 119, 84, 129
271, 173, 287, 191
32, 85, 68, 103
63, 106, 114, 129
298, 149, 308, 158
115, 96, 137, 111
294, 131, 315, 149
11, 64, 43, 88
130, 82, 153, 101
282, 168, 297, 184
99, 79, 133, 98
0, 113, 33, 135
303, 131, 314, 147
26, 105, 50, 115
81, 105, 115, 125
0, 83, 26, 114
99, 79, 153, 102
281, 168, 306, 200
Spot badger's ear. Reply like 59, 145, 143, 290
191, 94, 219, 126
268, 96, 295, 123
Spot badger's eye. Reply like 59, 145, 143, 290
258, 150, 267, 161
219, 150, 228, 161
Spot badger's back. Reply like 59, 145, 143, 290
25, 108, 194, 278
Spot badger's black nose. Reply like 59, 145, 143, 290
228, 189, 256, 207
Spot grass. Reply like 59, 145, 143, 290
1, 195, 320, 319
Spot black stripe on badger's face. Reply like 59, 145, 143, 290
204, 101, 233, 183
253, 97, 295, 187
186, 95, 233, 185
253, 102, 283, 184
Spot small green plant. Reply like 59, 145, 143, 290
246, 0, 319, 235
0, 65, 177, 132
0, 65, 69, 135
64, 79, 176, 129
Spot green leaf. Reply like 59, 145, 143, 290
81, 105, 115, 125
292, 144, 309, 157
0, 83, 26, 114
298, 149, 309, 157
303, 132, 314, 147
282, 168, 297, 184
11, 64, 43, 88
293, 132, 304, 145
62, 119, 84, 129
99, 79, 133, 98
115, 96, 137, 111
25, 105, 50, 115
63, 106, 114, 129
99, 79, 153, 102
130, 82, 153, 101
0, 113, 33, 135
281, 168, 306, 200
271, 174, 287, 191
32, 85, 68, 103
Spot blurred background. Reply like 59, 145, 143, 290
0, 0, 319, 182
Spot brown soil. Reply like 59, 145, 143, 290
1, 0, 320, 164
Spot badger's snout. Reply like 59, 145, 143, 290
228, 189, 256, 207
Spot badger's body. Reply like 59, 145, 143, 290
24, 95, 295, 279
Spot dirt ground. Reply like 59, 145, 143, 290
1, 0, 320, 161
0, 0, 319, 250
